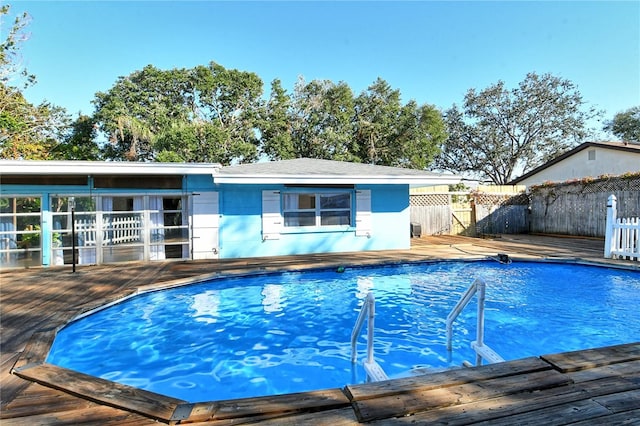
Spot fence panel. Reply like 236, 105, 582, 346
410, 193, 452, 235
530, 177, 640, 237
612, 218, 640, 260
473, 191, 529, 235
410, 187, 528, 236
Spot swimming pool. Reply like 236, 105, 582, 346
47, 260, 640, 403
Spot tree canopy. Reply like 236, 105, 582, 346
0, 5, 70, 160
259, 76, 446, 168
604, 106, 640, 142
92, 63, 264, 163
435, 72, 601, 184
90, 67, 447, 168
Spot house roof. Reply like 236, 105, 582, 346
0, 160, 222, 175
0, 158, 461, 186
215, 158, 461, 186
510, 141, 640, 184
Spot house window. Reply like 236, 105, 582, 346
0, 196, 42, 268
588, 149, 596, 161
283, 192, 352, 227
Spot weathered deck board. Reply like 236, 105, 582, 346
250, 406, 360, 426
375, 372, 640, 425
345, 356, 551, 401
351, 368, 573, 422
593, 388, 640, 413
183, 388, 351, 422
569, 409, 640, 426
567, 359, 640, 383
11, 329, 56, 370
542, 342, 640, 373
0, 406, 157, 426
1, 386, 97, 419
12, 363, 186, 422
1, 235, 638, 425
470, 399, 613, 426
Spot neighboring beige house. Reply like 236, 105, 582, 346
510, 141, 640, 186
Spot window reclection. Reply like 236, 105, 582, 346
283, 192, 351, 227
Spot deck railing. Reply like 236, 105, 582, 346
75, 215, 142, 247
605, 194, 640, 261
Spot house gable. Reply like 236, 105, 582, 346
511, 142, 640, 186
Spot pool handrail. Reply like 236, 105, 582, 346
446, 278, 504, 366
351, 292, 389, 381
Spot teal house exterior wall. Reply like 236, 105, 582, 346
217, 183, 409, 259
2, 159, 459, 268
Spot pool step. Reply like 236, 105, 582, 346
364, 360, 389, 382
471, 341, 505, 364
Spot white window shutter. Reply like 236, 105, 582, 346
192, 192, 220, 260
355, 190, 372, 237
262, 190, 282, 240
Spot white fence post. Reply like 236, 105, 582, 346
604, 195, 617, 259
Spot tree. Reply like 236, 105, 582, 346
259, 79, 295, 160
93, 65, 191, 161
93, 62, 263, 163
288, 77, 357, 161
0, 5, 70, 159
0, 85, 69, 159
354, 78, 446, 169
52, 115, 102, 160
0, 5, 35, 88
436, 72, 601, 184
604, 106, 640, 142
259, 76, 446, 168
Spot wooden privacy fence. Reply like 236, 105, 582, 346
605, 194, 640, 261
529, 175, 640, 238
410, 186, 529, 237
411, 175, 639, 239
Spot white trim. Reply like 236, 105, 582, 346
0, 160, 221, 176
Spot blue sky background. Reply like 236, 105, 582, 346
8, 1, 640, 131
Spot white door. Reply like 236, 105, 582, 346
191, 192, 219, 259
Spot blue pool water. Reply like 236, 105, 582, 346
47, 261, 640, 402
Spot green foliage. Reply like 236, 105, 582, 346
0, 5, 71, 160
53, 115, 102, 160
260, 79, 295, 160
259, 76, 446, 168
0, 84, 70, 159
0, 5, 36, 88
353, 78, 446, 168
604, 106, 640, 142
93, 63, 263, 163
289, 78, 357, 161
437, 72, 602, 184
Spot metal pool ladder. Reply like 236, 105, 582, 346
351, 292, 389, 382
446, 278, 504, 366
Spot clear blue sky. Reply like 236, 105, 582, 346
9, 1, 640, 129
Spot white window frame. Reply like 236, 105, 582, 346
282, 190, 353, 230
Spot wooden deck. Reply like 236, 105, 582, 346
1, 234, 639, 425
